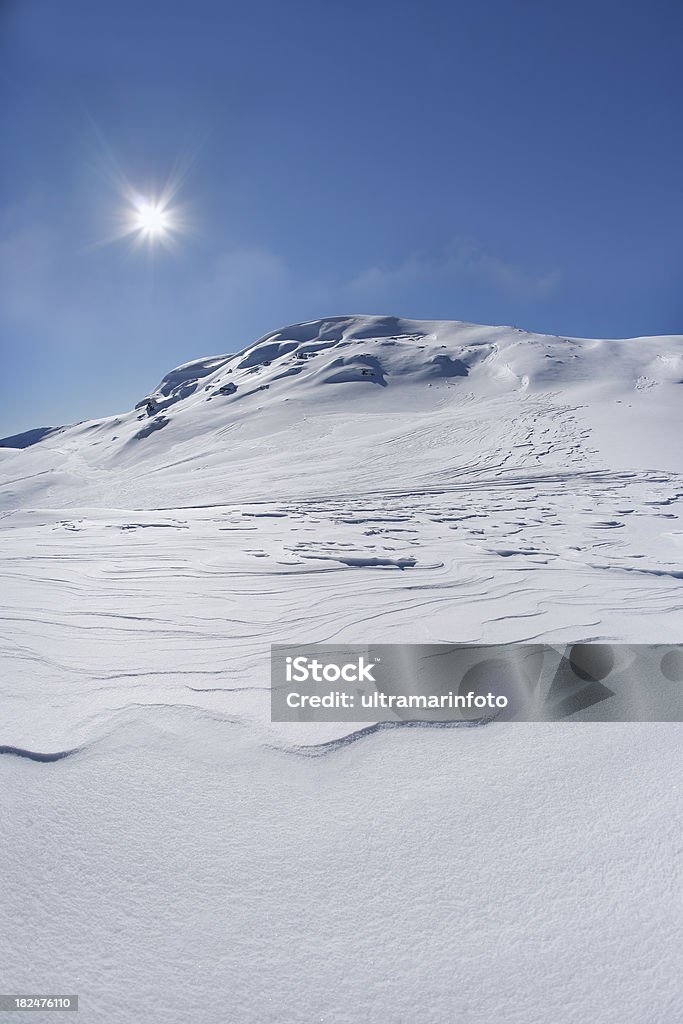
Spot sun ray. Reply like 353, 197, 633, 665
81, 117, 200, 253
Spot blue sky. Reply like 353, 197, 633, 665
1, 0, 682, 435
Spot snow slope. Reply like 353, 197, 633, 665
1, 314, 682, 747
1, 315, 682, 1023
3, 314, 683, 509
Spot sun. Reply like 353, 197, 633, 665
131, 197, 173, 241
134, 200, 169, 236
86, 133, 200, 254
90, 161, 192, 254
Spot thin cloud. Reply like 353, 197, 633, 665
454, 246, 561, 299
346, 244, 561, 302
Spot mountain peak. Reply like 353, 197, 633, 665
141, 314, 511, 416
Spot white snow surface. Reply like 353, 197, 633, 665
1, 315, 682, 1022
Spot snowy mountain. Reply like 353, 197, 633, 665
2, 314, 682, 511
2, 315, 682, 1024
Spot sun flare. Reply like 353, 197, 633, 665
129, 196, 174, 242
90, 142, 197, 254
134, 200, 169, 236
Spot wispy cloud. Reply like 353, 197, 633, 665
346, 243, 561, 302
455, 246, 561, 298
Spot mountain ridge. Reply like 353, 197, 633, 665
1, 314, 682, 511
3, 314, 682, 453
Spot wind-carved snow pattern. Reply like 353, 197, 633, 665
1, 314, 682, 751
1, 315, 682, 1024
0, 314, 682, 751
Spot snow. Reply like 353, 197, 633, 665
1, 314, 682, 1021
2, 720, 681, 1023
